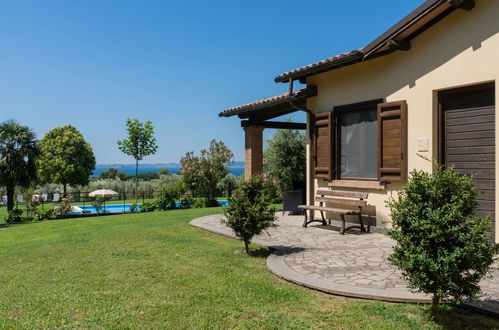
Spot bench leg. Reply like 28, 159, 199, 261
340, 214, 346, 235
302, 209, 328, 228
320, 211, 327, 226
359, 214, 366, 232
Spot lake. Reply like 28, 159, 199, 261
93, 165, 244, 177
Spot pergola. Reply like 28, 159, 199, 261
218, 86, 317, 180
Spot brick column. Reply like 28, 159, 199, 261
244, 125, 264, 180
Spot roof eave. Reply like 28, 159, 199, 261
274, 52, 363, 83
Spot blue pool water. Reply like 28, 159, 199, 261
77, 200, 229, 214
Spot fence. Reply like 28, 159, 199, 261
4, 190, 167, 220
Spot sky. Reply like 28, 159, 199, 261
0, 0, 424, 164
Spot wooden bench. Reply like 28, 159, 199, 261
298, 189, 369, 235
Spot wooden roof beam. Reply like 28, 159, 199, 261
241, 120, 306, 130
447, 0, 475, 11
385, 39, 411, 51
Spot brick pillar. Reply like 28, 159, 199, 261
244, 125, 264, 180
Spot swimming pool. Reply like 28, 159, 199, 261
76, 200, 229, 214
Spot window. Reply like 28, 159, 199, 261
312, 99, 407, 183
338, 107, 378, 180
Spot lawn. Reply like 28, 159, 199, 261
0, 208, 497, 328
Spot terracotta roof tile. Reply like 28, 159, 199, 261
274, 50, 363, 83
219, 87, 317, 117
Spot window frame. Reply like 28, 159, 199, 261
333, 99, 384, 182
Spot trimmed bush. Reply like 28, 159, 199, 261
223, 176, 276, 255
387, 162, 498, 313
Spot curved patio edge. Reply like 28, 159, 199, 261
190, 215, 432, 304
266, 250, 431, 304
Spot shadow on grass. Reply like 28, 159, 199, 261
248, 247, 274, 258
430, 304, 499, 329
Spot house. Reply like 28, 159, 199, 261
219, 0, 499, 242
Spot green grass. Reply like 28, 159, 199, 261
0, 208, 497, 328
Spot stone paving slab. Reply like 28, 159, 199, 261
190, 214, 499, 316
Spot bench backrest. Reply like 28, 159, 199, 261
315, 189, 368, 209
316, 189, 368, 199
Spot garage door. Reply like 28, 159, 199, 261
440, 83, 495, 240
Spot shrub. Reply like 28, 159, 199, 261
139, 201, 158, 212
156, 184, 179, 210
4, 209, 23, 223
92, 196, 105, 214
192, 198, 206, 208
223, 175, 276, 255
55, 197, 72, 217
34, 208, 54, 221
179, 196, 194, 209
387, 161, 498, 314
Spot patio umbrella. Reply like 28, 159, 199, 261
88, 189, 119, 198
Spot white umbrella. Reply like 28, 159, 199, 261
88, 189, 119, 198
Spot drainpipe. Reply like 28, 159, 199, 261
288, 79, 294, 95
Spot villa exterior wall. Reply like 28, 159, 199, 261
305, 0, 499, 241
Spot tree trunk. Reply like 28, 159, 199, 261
63, 183, 67, 198
135, 158, 139, 204
430, 295, 440, 315
244, 240, 250, 255
6, 184, 14, 211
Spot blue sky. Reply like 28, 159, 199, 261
0, 0, 423, 164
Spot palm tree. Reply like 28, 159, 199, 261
0, 120, 39, 211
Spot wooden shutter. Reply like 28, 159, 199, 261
312, 112, 334, 180
377, 101, 407, 182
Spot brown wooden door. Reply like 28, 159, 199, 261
440, 83, 495, 239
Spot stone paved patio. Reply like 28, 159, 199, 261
190, 213, 499, 315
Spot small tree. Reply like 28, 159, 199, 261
223, 175, 276, 255
264, 123, 306, 191
387, 161, 498, 314
216, 173, 242, 197
180, 140, 233, 207
38, 125, 95, 196
117, 119, 158, 202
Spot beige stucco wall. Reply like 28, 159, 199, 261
305, 0, 499, 241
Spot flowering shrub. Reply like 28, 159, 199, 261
55, 197, 72, 217
180, 140, 233, 207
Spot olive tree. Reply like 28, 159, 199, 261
38, 125, 95, 196
264, 124, 306, 191
0, 120, 39, 210
180, 140, 233, 207
387, 162, 498, 314
223, 175, 276, 254
117, 119, 158, 201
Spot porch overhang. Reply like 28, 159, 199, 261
219, 86, 316, 180
218, 86, 317, 122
